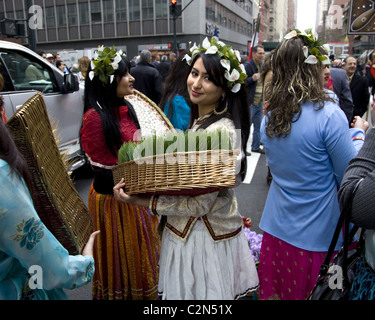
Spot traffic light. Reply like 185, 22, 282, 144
0, 19, 25, 37
170, 0, 177, 14
1, 20, 17, 36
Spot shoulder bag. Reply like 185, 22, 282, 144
308, 179, 364, 300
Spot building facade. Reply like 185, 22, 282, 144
258, 0, 296, 52
0, 0, 255, 61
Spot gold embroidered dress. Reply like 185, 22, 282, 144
150, 115, 259, 299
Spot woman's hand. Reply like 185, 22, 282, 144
113, 178, 151, 207
82, 230, 100, 256
352, 116, 369, 132
371, 102, 375, 126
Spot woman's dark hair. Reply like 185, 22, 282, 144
0, 120, 32, 191
187, 52, 250, 181
159, 50, 191, 118
83, 55, 140, 157
56, 60, 64, 69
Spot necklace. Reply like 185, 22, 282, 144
195, 112, 213, 125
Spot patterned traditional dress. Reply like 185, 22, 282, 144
81, 105, 160, 300
0, 159, 94, 300
149, 115, 259, 300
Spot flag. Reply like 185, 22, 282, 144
213, 26, 219, 41
248, 11, 261, 60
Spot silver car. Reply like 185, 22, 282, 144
0, 40, 86, 171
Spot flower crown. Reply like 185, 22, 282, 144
183, 37, 247, 93
89, 45, 124, 84
284, 28, 330, 65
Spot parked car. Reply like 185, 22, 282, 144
0, 40, 86, 172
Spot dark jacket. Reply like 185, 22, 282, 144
130, 62, 163, 104
329, 67, 354, 126
350, 72, 370, 120
244, 59, 261, 105
156, 61, 171, 82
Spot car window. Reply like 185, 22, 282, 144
0, 50, 58, 93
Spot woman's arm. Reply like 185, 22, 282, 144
339, 128, 375, 229
0, 165, 97, 290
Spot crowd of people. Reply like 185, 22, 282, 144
2, 27, 375, 300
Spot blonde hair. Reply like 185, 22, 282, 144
78, 56, 90, 73
265, 37, 334, 138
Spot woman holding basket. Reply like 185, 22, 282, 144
114, 38, 259, 300
80, 47, 160, 300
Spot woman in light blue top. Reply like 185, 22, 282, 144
159, 51, 191, 132
0, 119, 99, 300
257, 29, 368, 300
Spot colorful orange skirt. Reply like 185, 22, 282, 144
88, 184, 160, 300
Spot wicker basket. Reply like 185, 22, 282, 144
112, 149, 240, 196
6, 93, 93, 255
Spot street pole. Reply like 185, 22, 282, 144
172, 8, 177, 54
171, 0, 195, 55
26, 0, 36, 52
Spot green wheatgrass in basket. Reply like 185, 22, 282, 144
118, 129, 232, 163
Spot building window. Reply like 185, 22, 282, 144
56, 5, 66, 27
155, 0, 167, 18
5, 11, 15, 19
103, 0, 114, 22
68, 4, 78, 26
116, 0, 127, 21
79, 3, 89, 25
142, 0, 153, 19
15, 10, 25, 20
129, 0, 140, 20
46, 7, 55, 28
91, 1, 102, 23
206, 4, 215, 21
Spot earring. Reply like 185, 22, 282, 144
213, 103, 228, 115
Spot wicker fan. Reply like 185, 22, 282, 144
125, 89, 175, 138
6, 93, 93, 255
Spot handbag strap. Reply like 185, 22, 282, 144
319, 178, 364, 275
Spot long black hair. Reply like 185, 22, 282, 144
159, 50, 191, 118
83, 55, 140, 157
0, 120, 32, 191
187, 52, 250, 181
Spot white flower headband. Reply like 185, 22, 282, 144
284, 28, 330, 65
89, 45, 124, 84
183, 37, 247, 93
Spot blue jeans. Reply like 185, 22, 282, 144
250, 104, 263, 150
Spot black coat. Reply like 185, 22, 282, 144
243, 59, 261, 105
130, 62, 163, 104
350, 72, 370, 120
329, 67, 354, 126
156, 61, 171, 82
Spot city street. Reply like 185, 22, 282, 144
65, 141, 269, 300
64, 111, 374, 300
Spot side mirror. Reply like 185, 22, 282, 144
63, 73, 79, 93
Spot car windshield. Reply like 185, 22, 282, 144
0, 51, 58, 93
